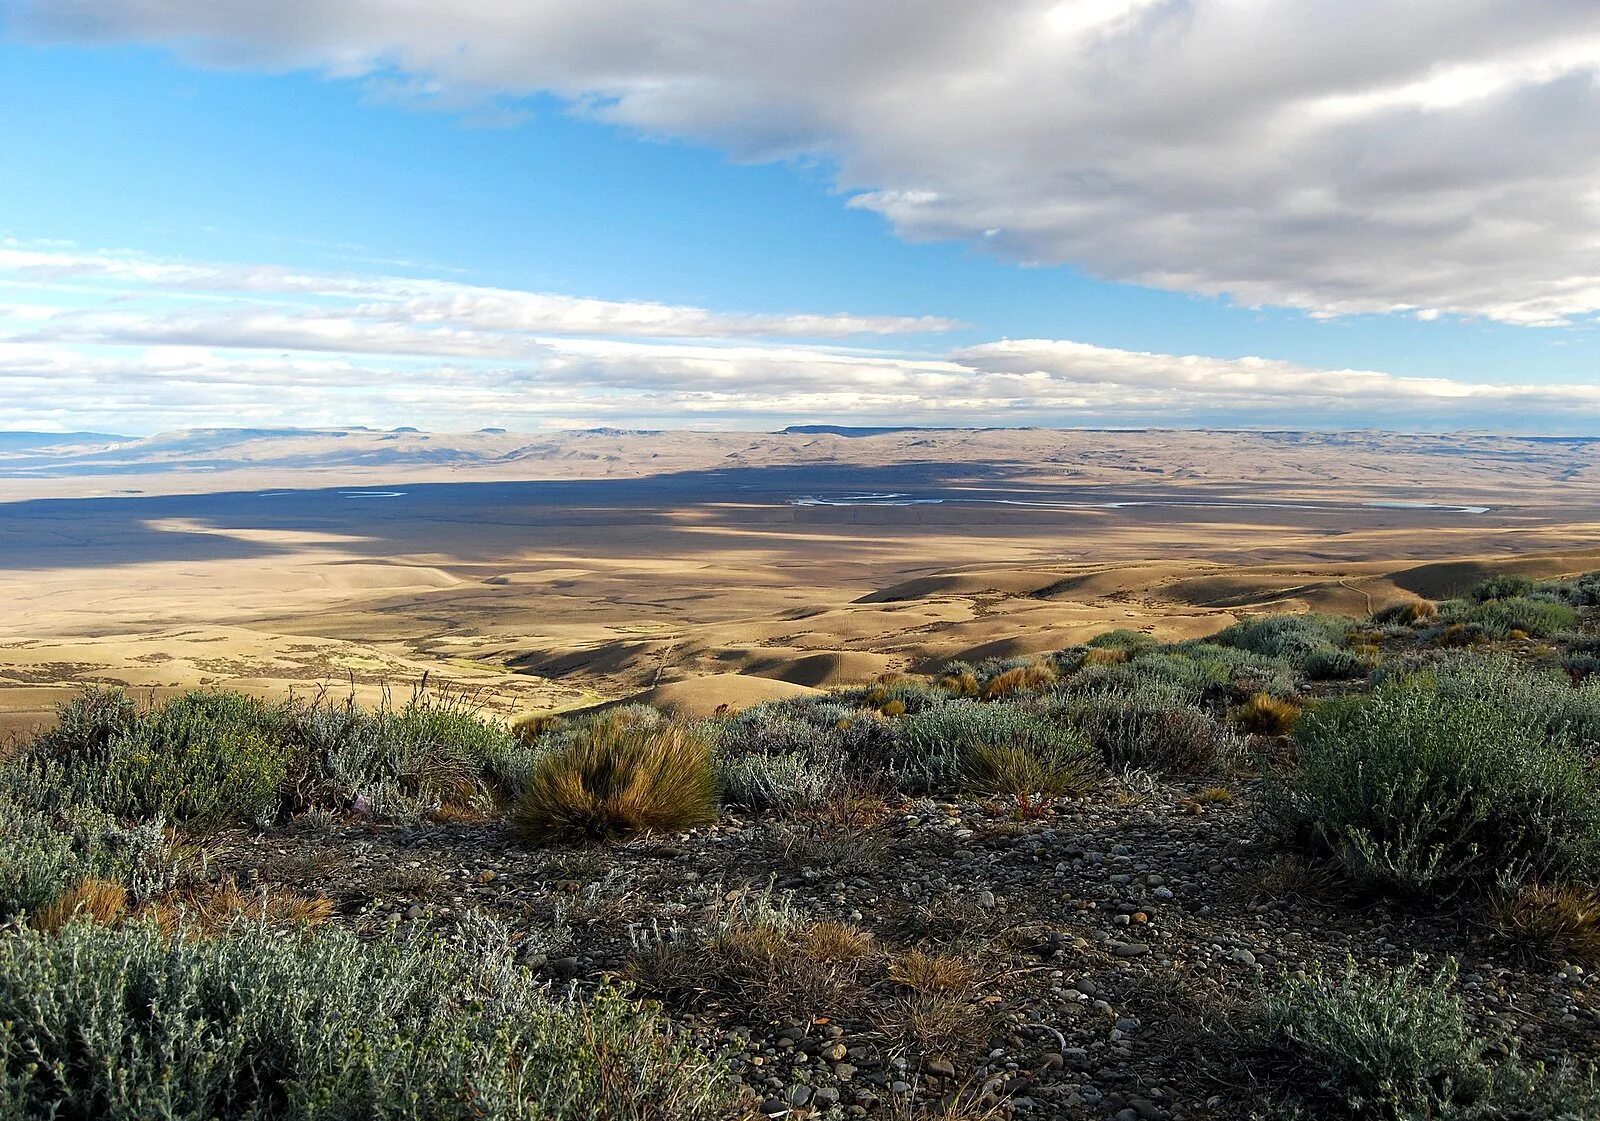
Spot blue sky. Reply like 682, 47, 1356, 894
2, 3, 1599, 433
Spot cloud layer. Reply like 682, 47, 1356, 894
3, 243, 1599, 434
14, 1, 1600, 324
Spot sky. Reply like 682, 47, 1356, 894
1, 1, 1599, 435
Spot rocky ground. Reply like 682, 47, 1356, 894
207, 765, 1600, 1120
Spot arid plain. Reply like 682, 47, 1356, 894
4, 426, 1600, 738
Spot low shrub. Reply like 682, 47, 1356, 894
1270, 672, 1600, 897
1304, 647, 1370, 681
1253, 956, 1488, 1118
1452, 595, 1579, 639
0, 916, 738, 1121
282, 691, 531, 819
511, 717, 719, 844
7, 689, 292, 830
1085, 628, 1157, 653
1465, 573, 1536, 602
899, 703, 1100, 795
720, 750, 845, 813
1061, 690, 1242, 773
0, 795, 174, 919
1213, 614, 1353, 662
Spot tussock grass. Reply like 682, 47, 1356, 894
511, 717, 719, 845
1493, 883, 1600, 968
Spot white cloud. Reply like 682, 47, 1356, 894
0, 245, 958, 339
13, 2, 1600, 323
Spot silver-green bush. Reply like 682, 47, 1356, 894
0, 917, 739, 1121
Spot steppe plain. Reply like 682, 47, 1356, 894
4, 425, 1599, 737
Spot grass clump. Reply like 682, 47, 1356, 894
1232, 691, 1302, 735
511, 716, 719, 844
1492, 883, 1600, 968
1271, 671, 1600, 898
0, 916, 738, 1121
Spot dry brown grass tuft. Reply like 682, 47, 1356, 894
1231, 692, 1302, 735
880, 698, 908, 718
884, 950, 993, 1059
140, 879, 335, 936
1494, 883, 1600, 967
1254, 854, 1337, 903
940, 670, 980, 698
32, 878, 128, 933
511, 718, 719, 845
889, 949, 980, 994
1081, 647, 1129, 667
981, 663, 1058, 700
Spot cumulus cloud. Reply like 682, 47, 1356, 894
12, 2, 1600, 323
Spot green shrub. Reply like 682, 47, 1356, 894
899, 703, 1100, 794
1058, 688, 1242, 773
6, 690, 292, 831
720, 750, 846, 812
283, 692, 530, 817
1465, 573, 1536, 602
1085, 628, 1157, 653
0, 916, 738, 1121
1254, 957, 1487, 1118
511, 717, 720, 844
0, 796, 174, 919
1304, 647, 1370, 681
1452, 595, 1578, 639
1213, 614, 1352, 662
1271, 671, 1600, 897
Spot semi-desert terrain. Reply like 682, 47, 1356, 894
4, 426, 1599, 737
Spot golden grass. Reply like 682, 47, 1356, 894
939, 670, 980, 697
32, 878, 128, 933
1494, 883, 1600, 967
140, 880, 335, 936
980, 662, 1058, 700
1231, 692, 1302, 735
511, 717, 719, 845
1081, 647, 1129, 667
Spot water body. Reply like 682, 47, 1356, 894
791, 491, 1491, 515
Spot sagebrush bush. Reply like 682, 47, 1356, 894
899, 703, 1100, 794
720, 749, 845, 812
1059, 687, 1242, 773
511, 717, 719, 844
1304, 647, 1370, 681
1271, 672, 1600, 897
1254, 956, 1488, 1118
0, 795, 174, 919
1213, 613, 1353, 662
7, 689, 292, 830
1449, 595, 1579, 639
1465, 573, 1536, 602
282, 691, 531, 818
0, 916, 737, 1121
